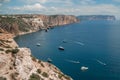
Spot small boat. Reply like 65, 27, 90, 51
47, 58, 52, 63
58, 46, 64, 50
81, 66, 88, 71
36, 43, 41, 46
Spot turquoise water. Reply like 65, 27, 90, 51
15, 20, 120, 80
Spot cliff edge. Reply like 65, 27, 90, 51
0, 15, 79, 35
0, 14, 76, 80
0, 38, 72, 80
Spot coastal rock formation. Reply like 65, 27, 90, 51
0, 14, 75, 80
0, 38, 72, 80
0, 15, 79, 35
36, 15, 78, 27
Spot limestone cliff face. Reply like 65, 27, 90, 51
0, 39, 72, 80
0, 15, 77, 80
0, 15, 79, 35
36, 15, 78, 27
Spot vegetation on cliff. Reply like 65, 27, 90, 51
0, 16, 32, 34
0, 39, 72, 80
0, 14, 79, 35
0, 14, 76, 80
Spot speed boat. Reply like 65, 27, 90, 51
81, 66, 88, 71
58, 46, 64, 50
47, 58, 52, 63
36, 43, 41, 46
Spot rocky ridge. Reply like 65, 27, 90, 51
0, 14, 79, 35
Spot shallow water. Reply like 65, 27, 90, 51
15, 20, 120, 80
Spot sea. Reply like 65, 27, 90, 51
14, 20, 120, 80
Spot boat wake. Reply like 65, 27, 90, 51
96, 59, 106, 65
74, 41, 84, 46
62, 39, 84, 46
65, 59, 80, 64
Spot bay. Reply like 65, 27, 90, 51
15, 20, 120, 80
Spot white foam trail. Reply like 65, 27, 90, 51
96, 59, 106, 65
74, 41, 84, 46
65, 59, 80, 64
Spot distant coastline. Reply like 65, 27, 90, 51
77, 15, 116, 21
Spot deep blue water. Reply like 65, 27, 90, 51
14, 20, 120, 80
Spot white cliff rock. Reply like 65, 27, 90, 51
0, 39, 72, 80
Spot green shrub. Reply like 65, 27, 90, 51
58, 73, 71, 80
38, 60, 41, 64
11, 48, 19, 54
29, 73, 40, 80
42, 72, 49, 78
5, 49, 12, 53
40, 63, 44, 67
0, 77, 6, 80
5, 48, 19, 54
32, 57, 37, 62
58, 74, 63, 79
10, 72, 19, 80
4, 45, 11, 48
37, 69, 41, 74
0, 48, 4, 51
30, 55, 37, 62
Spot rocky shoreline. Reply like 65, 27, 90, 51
0, 14, 78, 80
0, 38, 73, 80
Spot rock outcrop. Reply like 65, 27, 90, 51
0, 15, 79, 35
0, 38, 72, 80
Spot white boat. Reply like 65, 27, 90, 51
36, 43, 41, 46
58, 46, 64, 50
81, 66, 88, 71
47, 58, 52, 62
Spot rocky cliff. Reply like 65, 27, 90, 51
0, 38, 72, 80
0, 15, 78, 35
0, 14, 76, 80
